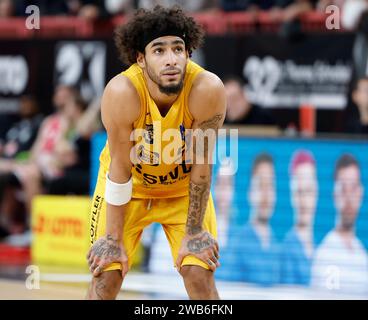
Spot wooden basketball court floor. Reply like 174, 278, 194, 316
0, 278, 153, 300
1, 270, 365, 300
0, 264, 186, 300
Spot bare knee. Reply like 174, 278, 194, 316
180, 265, 219, 300
86, 270, 123, 300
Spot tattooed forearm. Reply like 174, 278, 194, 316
186, 180, 211, 235
187, 232, 215, 253
193, 114, 223, 162
185, 114, 222, 235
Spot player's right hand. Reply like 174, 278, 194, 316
86, 235, 129, 278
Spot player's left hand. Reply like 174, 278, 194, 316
175, 231, 220, 272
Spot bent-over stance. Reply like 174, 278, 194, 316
86, 5, 226, 300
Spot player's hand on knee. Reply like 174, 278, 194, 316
175, 231, 220, 272
86, 234, 129, 278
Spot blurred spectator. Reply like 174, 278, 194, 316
311, 154, 368, 296
0, 0, 14, 17
223, 76, 276, 126
138, 0, 219, 12
105, 0, 135, 14
27, 85, 76, 180
217, 153, 280, 286
0, 85, 76, 242
53, 84, 78, 113
280, 150, 318, 286
43, 94, 91, 195
77, 1, 108, 20
345, 77, 368, 134
0, 96, 43, 161
270, 1, 316, 40
75, 97, 103, 139
0, 96, 42, 239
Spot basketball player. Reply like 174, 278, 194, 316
86, 6, 226, 300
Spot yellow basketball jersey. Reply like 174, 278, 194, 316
99, 60, 204, 198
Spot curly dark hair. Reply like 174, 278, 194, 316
114, 5, 205, 66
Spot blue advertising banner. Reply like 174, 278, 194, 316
90, 131, 106, 195
213, 136, 368, 296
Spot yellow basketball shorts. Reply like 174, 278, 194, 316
89, 165, 217, 272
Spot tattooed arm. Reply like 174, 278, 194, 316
87, 74, 141, 278
176, 71, 226, 272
